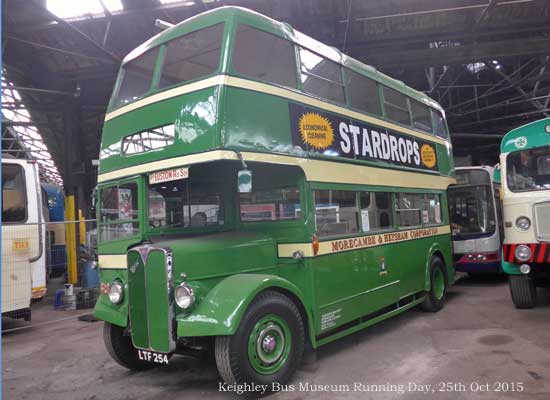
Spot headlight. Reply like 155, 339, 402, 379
175, 283, 194, 309
515, 216, 531, 230
515, 245, 531, 262
520, 264, 531, 274
108, 280, 124, 304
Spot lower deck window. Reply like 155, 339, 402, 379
359, 192, 392, 232
100, 183, 140, 241
396, 193, 441, 228
314, 190, 358, 237
240, 187, 300, 222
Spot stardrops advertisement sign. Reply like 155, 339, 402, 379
289, 104, 438, 171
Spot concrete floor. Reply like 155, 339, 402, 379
3, 275, 550, 400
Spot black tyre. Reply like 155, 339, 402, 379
421, 256, 447, 312
215, 290, 305, 391
103, 322, 155, 371
509, 275, 537, 309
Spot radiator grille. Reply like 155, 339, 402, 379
535, 202, 550, 242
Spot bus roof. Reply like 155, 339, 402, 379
123, 6, 443, 113
500, 117, 550, 154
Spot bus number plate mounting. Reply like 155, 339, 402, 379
137, 349, 169, 365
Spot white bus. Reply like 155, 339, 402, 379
449, 166, 503, 274
498, 118, 550, 308
2, 157, 48, 320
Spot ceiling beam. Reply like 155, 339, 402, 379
30, 0, 121, 63
359, 37, 550, 69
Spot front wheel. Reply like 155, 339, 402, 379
103, 322, 156, 371
509, 275, 537, 309
215, 291, 304, 390
421, 256, 447, 312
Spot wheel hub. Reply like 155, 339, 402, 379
262, 334, 277, 353
256, 323, 284, 364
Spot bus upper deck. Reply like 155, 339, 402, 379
98, 6, 454, 188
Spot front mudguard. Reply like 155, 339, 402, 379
177, 273, 315, 343
93, 269, 128, 327
501, 249, 520, 275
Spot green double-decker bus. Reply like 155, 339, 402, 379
94, 6, 456, 388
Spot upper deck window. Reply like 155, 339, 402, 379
410, 100, 433, 134
159, 24, 224, 89
432, 109, 449, 138
346, 70, 382, 116
114, 47, 159, 107
232, 25, 297, 88
383, 86, 411, 126
299, 48, 345, 104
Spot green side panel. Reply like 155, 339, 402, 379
93, 268, 129, 327
145, 250, 172, 353
99, 87, 219, 176
222, 86, 454, 176
127, 251, 149, 349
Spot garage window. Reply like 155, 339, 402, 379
159, 24, 224, 89
300, 48, 345, 104
232, 25, 297, 88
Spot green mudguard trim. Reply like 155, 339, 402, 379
424, 242, 454, 291
176, 273, 315, 340
501, 249, 520, 275
93, 296, 128, 328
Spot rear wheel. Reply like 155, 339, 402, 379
421, 256, 447, 312
215, 291, 304, 391
103, 322, 155, 371
509, 275, 537, 309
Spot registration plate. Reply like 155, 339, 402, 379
137, 349, 169, 365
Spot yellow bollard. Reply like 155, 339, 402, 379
78, 209, 86, 245
65, 195, 78, 285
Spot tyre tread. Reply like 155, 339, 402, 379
509, 275, 537, 309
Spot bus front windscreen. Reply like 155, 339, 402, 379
506, 146, 550, 192
449, 185, 496, 238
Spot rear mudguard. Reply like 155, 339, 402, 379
424, 241, 454, 291
177, 273, 316, 345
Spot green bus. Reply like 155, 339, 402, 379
94, 6, 456, 388
498, 118, 550, 308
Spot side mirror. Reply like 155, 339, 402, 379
493, 167, 501, 183
237, 169, 253, 193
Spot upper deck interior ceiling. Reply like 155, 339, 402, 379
2, 0, 550, 197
